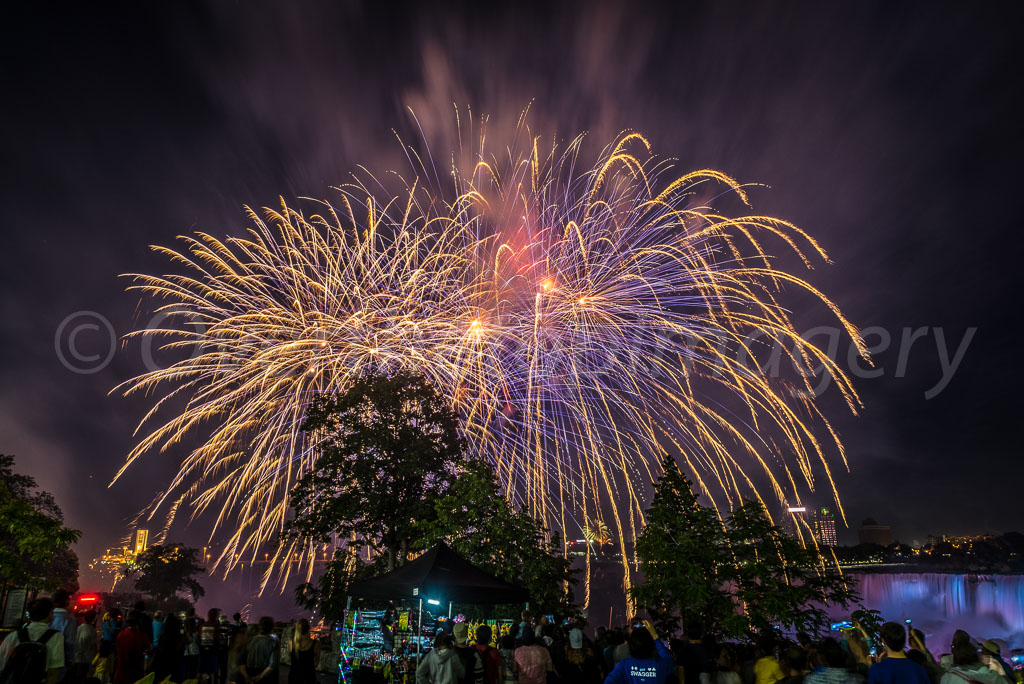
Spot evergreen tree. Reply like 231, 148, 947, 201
631, 455, 859, 638
629, 455, 732, 634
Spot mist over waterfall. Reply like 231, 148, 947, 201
835, 574, 1024, 650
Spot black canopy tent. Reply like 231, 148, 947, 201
347, 542, 530, 605
345, 543, 529, 659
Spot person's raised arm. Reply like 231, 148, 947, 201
908, 631, 934, 662
644, 620, 659, 640
644, 621, 672, 662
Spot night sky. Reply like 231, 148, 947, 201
2, 1, 1023, 595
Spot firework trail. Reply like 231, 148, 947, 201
115, 111, 867, 595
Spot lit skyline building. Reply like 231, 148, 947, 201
814, 507, 838, 546
784, 506, 838, 547
89, 527, 151, 589
132, 528, 149, 556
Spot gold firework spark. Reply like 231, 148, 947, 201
114, 114, 867, 595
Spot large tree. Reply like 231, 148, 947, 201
290, 371, 576, 618
128, 544, 205, 602
287, 370, 466, 573
0, 454, 81, 591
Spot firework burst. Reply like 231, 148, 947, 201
115, 112, 867, 595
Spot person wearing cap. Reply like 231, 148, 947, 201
938, 639, 1010, 684
979, 641, 1014, 682
555, 628, 599, 684
453, 623, 477, 684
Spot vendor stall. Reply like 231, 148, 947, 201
341, 543, 529, 682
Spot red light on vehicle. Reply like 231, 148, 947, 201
79, 597, 97, 602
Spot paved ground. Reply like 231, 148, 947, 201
276, 664, 341, 683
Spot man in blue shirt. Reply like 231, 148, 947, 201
869, 622, 930, 684
49, 590, 77, 683
604, 620, 675, 684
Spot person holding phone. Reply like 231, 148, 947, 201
603, 620, 674, 684
868, 622, 930, 684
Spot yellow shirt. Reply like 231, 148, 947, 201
93, 654, 112, 674
754, 657, 784, 684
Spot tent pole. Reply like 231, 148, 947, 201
345, 595, 353, 649
417, 598, 423, 660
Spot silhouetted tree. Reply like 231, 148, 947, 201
128, 544, 205, 602
0, 454, 80, 591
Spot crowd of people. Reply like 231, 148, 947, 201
414, 612, 675, 684
4, 594, 1021, 684
414, 611, 1021, 684
0, 592, 320, 684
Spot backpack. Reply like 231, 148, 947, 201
0, 627, 59, 684
951, 670, 988, 684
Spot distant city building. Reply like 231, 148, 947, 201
782, 506, 808, 537
814, 507, 838, 546
943, 534, 993, 548
132, 528, 149, 556
858, 518, 893, 547
89, 527, 151, 588
783, 506, 837, 546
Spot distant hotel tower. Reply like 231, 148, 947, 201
784, 506, 838, 546
132, 528, 149, 556
857, 518, 893, 546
